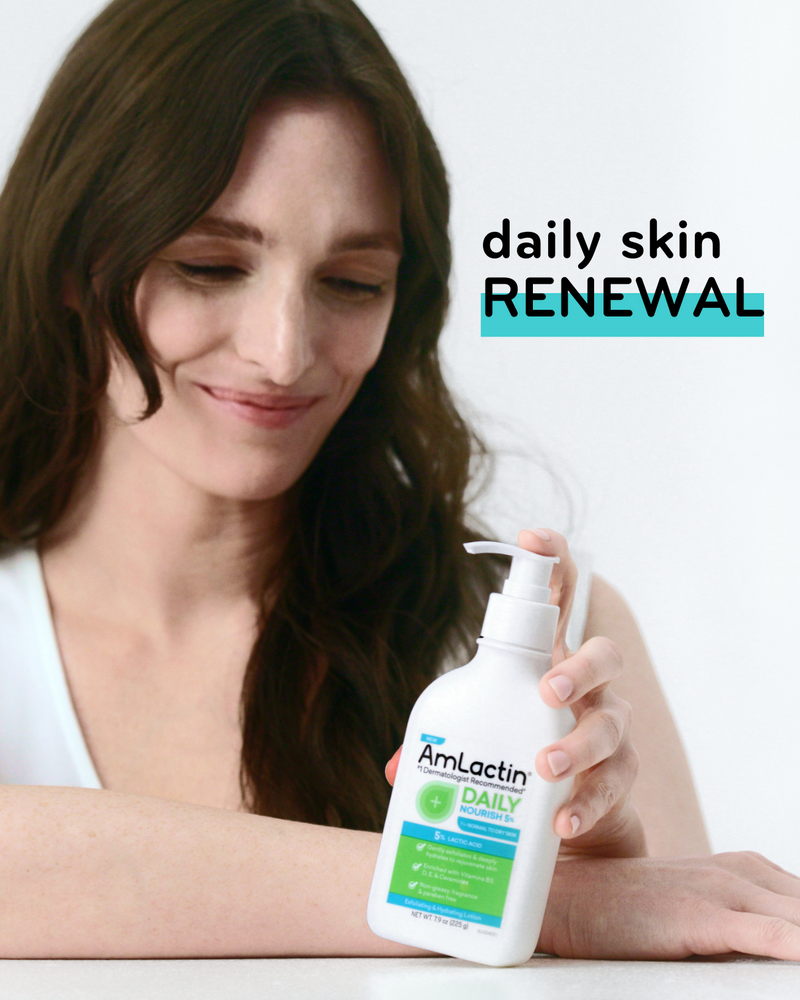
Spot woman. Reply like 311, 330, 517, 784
0, 0, 796, 960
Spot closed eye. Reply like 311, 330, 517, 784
174, 262, 247, 283
321, 276, 385, 300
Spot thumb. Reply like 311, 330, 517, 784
385, 745, 402, 786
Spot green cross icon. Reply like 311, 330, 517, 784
416, 781, 457, 822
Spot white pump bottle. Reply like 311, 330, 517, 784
367, 541, 575, 967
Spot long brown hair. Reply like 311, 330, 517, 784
0, 0, 501, 829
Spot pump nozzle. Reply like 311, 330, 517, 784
464, 541, 559, 603
464, 540, 560, 651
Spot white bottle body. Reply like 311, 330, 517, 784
367, 640, 574, 967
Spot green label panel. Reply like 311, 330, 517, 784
389, 833, 512, 919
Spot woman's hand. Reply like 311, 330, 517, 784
539, 852, 800, 960
517, 527, 646, 859
386, 526, 645, 859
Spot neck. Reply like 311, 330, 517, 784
39, 421, 288, 638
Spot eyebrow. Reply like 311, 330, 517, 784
183, 214, 403, 255
185, 215, 265, 244
330, 232, 404, 255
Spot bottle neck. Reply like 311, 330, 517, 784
472, 637, 554, 677
480, 592, 558, 651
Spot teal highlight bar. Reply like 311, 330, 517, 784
387, 892, 503, 927
401, 820, 517, 860
481, 293, 764, 337
420, 734, 445, 744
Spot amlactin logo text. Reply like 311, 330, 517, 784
418, 743, 527, 786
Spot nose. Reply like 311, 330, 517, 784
233, 274, 317, 386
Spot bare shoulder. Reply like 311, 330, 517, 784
580, 573, 663, 712
580, 574, 711, 855
583, 574, 645, 651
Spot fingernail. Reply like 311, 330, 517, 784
570, 815, 580, 835
530, 528, 551, 541
548, 675, 574, 702
547, 750, 571, 777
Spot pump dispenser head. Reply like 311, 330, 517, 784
464, 541, 559, 603
464, 541, 560, 653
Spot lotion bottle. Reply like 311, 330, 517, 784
367, 541, 575, 967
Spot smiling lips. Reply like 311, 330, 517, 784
197, 383, 321, 428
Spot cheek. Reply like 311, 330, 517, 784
134, 267, 222, 366
106, 274, 220, 424
105, 303, 211, 425
327, 301, 395, 378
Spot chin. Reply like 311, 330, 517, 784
120, 408, 327, 504
196, 464, 307, 504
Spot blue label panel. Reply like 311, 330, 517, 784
386, 892, 503, 928
420, 734, 446, 744
400, 820, 517, 860
457, 817, 520, 842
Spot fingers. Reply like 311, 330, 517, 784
537, 683, 635, 840
539, 636, 624, 710
536, 631, 631, 840
718, 911, 800, 961
536, 688, 632, 784
727, 850, 800, 884
385, 746, 402, 786
690, 859, 800, 958
552, 745, 640, 842
517, 528, 577, 659
709, 852, 800, 895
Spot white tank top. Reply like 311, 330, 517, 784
0, 547, 101, 787
0, 545, 592, 789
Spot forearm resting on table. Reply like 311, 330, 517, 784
0, 785, 426, 959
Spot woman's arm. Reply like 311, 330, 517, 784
5, 784, 799, 961
0, 785, 424, 959
583, 575, 711, 856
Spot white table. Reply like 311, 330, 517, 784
1, 955, 797, 1000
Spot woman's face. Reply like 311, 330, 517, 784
106, 96, 402, 502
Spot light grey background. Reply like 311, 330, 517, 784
2, 0, 799, 870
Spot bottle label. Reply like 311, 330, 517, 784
386, 733, 533, 928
